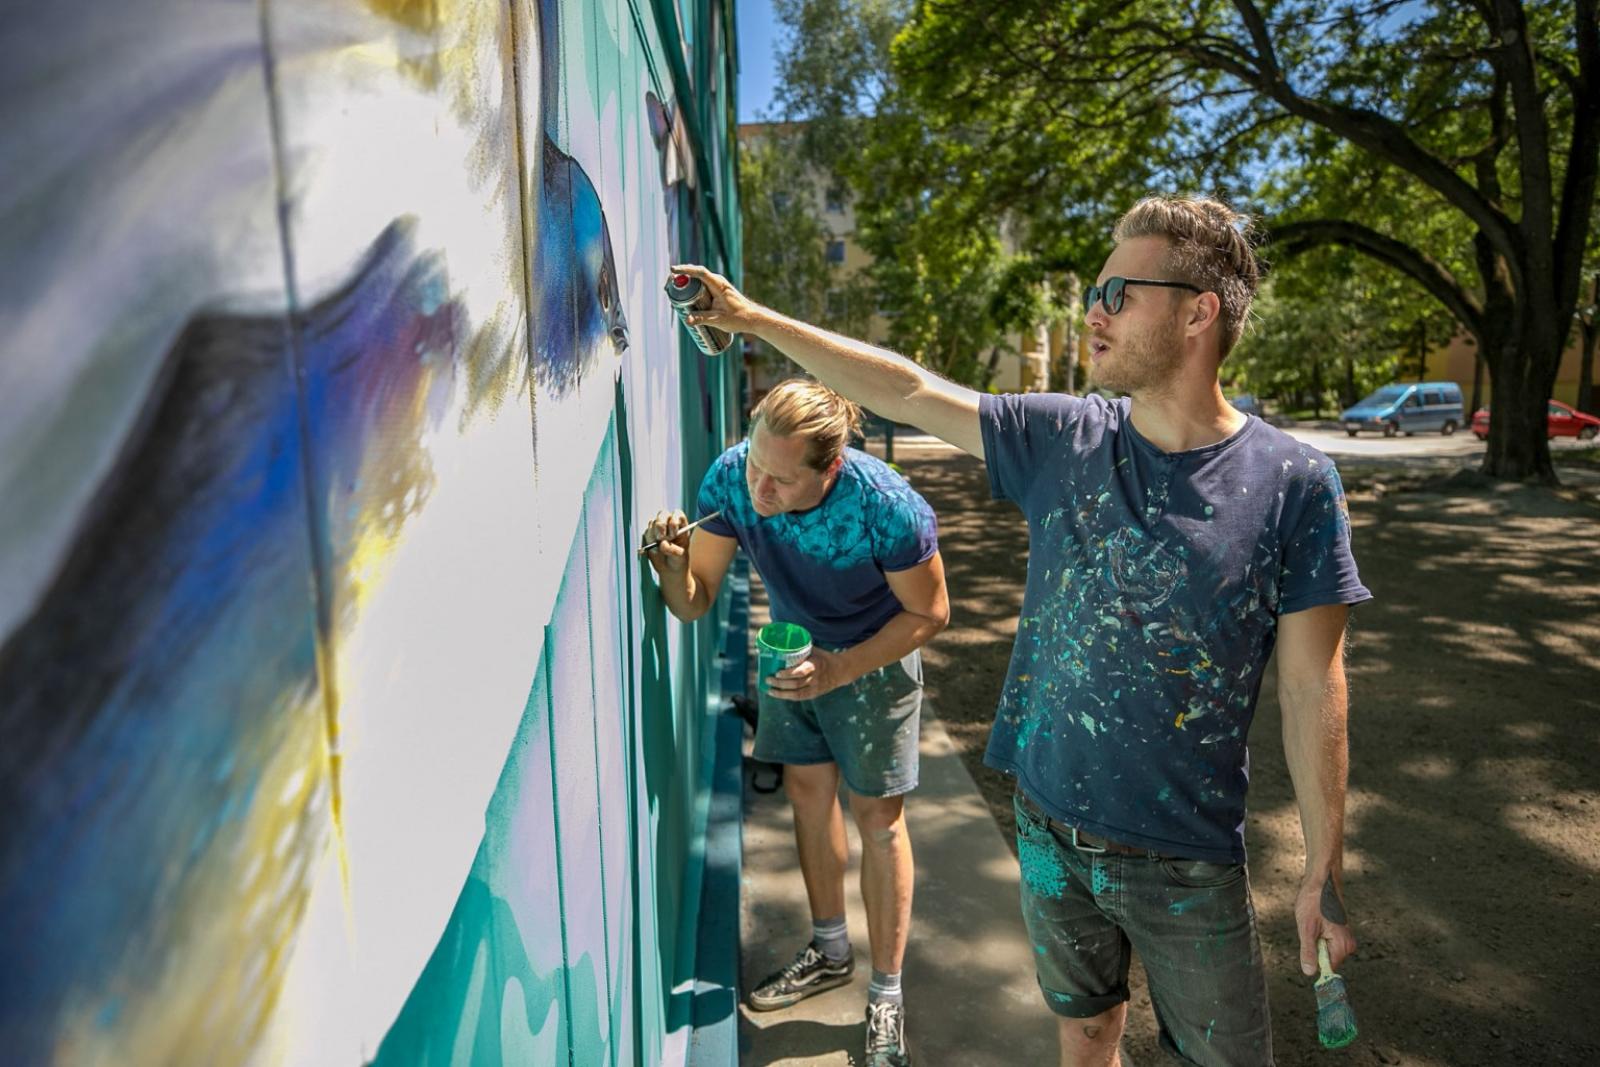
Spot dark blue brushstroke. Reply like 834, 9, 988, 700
0, 222, 462, 1061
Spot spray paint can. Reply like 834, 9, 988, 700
663, 273, 734, 356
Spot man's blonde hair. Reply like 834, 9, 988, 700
753, 377, 863, 471
1112, 196, 1261, 356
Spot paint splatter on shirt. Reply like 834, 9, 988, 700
697, 442, 938, 647
980, 393, 1371, 863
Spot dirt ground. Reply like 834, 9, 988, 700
886, 436, 1600, 1067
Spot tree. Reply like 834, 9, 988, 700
1577, 272, 1600, 414
1230, 249, 1449, 414
768, 0, 1055, 386
739, 132, 832, 327
893, 0, 1600, 482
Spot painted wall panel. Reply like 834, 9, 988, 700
0, 0, 741, 1063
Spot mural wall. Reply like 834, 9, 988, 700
0, 0, 742, 1063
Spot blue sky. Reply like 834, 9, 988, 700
737, 0, 781, 122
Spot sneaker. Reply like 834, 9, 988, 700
864, 999, 911, 1066
747, 941, 854, 1011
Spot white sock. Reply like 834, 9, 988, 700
868, 968, 903, 1005
812, 915, 850, 962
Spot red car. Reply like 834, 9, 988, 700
1472, 399, 1600, 441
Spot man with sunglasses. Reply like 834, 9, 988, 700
671, 195, 1369, 1066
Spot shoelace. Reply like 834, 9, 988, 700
781, 945, 824, 980
865, 1001, 903, 1053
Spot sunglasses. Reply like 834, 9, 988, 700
1082, 276, 1205, 316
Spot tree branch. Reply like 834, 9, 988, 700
1192, 3, 1525, 270
1491, 0, 1556, 260
1553, 0, 1600, 310
1269, 219, 1485, 337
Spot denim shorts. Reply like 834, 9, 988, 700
1013, 790, 1274, 1066
754, 649, 922, 798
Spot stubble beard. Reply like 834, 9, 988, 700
1088, 318, 1184, 395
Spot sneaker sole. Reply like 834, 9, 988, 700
746, 968, 854, 1011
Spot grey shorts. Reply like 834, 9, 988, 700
754, 649, 923, 798
1013, 790, 1274, 1066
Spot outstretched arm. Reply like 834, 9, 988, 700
670, 265, 985, 460
1277, 602, 1359, 974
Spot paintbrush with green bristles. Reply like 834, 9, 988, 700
1314, 938, 1358, 1049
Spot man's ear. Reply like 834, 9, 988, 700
1189, 291, 1222, 335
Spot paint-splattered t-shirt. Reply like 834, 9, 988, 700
696, 442, 938, 647
980, 392, 1371, 863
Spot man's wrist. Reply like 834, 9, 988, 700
742, 304, 783, 343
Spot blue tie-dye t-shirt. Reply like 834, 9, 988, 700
696, 442, 938, 647
980, 393, 1371, 863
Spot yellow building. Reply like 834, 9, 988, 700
1424, 330, 1595, 408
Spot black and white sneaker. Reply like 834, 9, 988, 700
864, 999, 911, 1066
747, 941, 854, 1011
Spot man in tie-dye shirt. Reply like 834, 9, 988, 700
671, 196, 1370, 1066
642, 378, 947, 1067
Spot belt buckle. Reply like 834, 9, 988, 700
1070, 826, 1107, 855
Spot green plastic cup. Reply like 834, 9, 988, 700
756, 622, 812, 693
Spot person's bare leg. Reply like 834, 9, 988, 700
1057, 1003, 1128, 1067
847, 792, 913, 974
785, 762, 847, 921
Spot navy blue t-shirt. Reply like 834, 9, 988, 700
696, 442, 939, 647
980, 393, 1371, 863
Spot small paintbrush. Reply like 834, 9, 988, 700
637, 510, 723, 555
1314, 938, 1358, 1049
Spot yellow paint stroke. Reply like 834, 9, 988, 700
1174, 711, 1187, 729
53, 688, 332, 1064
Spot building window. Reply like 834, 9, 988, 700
825, 239, 846, 264
772, 191, 790, 212
826, 290, 845, 317
825, 185, 846, 213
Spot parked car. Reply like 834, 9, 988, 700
1471, 399, 1600, 441
1340, 381, 1464, 437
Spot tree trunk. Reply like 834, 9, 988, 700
1310, 353, 1324, 418
1580, 325, 1598, 416
1579, 275, 1599, 416
1480, 313, 1560, 484
1470, 348, 1485, 419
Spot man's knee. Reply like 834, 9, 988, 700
848, 793, 906, 848
783, 763, 839, 813
1056, 1003, 1126, 1067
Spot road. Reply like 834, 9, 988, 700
1279, 425, 1599, 461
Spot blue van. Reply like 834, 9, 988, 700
1340, 381, 1465, 437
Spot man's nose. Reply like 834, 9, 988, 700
1084, 300, 1108, 330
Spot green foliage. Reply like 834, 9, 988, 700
738, 132, 832, 327
1230, 248, 1455, 413
763, 0, 1061, 386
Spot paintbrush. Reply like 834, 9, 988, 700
637, 510, 723, 555
1314, 938, 1358, 1049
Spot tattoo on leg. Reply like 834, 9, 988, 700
1320, 874, 1348, 924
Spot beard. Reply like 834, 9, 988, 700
1088, 317, 1184, 394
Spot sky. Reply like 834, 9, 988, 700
736, 0, 782, 123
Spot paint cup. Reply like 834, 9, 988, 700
756, 621, 812, 694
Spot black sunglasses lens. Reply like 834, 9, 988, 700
1082, 286, 1098, 313
1106, 277, 1126, 314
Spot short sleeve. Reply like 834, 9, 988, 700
1278, 464, 1372, 614
694, 448, 739, 537
871, 482, 939, 573
979, 392, 1087, 505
